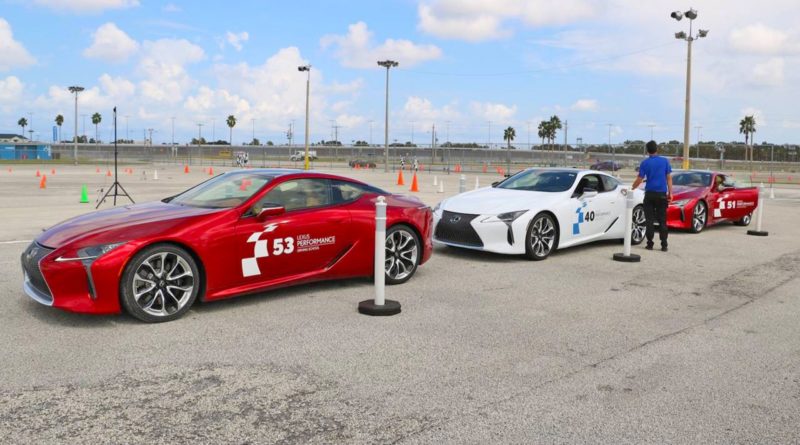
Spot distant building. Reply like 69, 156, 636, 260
0, 133, 51, 160
0, 133, 29, 143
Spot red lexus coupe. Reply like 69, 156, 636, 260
21, 170, 433, 322
667, 170, 758, 233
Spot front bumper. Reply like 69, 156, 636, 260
433, 210, 526, 255
20, 241, 130, 314
666, 203, 693, 229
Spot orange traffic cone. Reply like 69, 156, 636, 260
36, 169, 41, 177
354, 163, 360, 170
51, 168, 56, 175
482, 164, 488, 173
208, 166, 214, 175
39, 175, 47, 189
396, 170, 405, 186
455, 164, 461, 173
184, 165, 190, 174
129, 168, 133, 175
106, 169, 112, 177
96, 167, 100, 173
409, 172, 419, 192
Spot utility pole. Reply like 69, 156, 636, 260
487, 121, 492, 148
563, 120, 568, 167
410, 121, 415, 144
378, 59, 399, 172
171, 117, 175, 145
368, 120, 373, 146
68, 85, 84, 163
430, 123, 435, 164
124, 115, 130, 141
608, 123, 615, 167
251, 119, 255, 143
298, 64, 311, 170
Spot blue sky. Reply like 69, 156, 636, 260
1, 0, 798, 145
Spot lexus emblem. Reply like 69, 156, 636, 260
449, 215, 461, 223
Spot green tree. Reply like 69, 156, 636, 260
503, 126, 516, 173
537, 121, 548, 147
17, 117, 27, 137
226, 115, 237, 145
55, 114, 64, 142
547, 115, 562, 151
739, 115, 756, 163
91, 112, 102, 144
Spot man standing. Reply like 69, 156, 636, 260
632, 141, 672, 251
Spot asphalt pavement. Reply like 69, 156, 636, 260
0, 163, 798, 444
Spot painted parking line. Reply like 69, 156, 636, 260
0, 240, 32, 245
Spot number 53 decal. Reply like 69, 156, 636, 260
273, 237, 295, 255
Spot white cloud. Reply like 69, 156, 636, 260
83, 23, 139, 63
163, 3, 181, 12
0, 76, 24, 112
418, 0, 596, 41
98, 74, 135, 98
729, 23, 799, 55
321, 21, 442, 68
138, 38, 205, 103
225, 31, 249, 51
750, 58, 785, 87
470, 101, 517, 122
334, 114, 366, 129
0, 19, 36, 71
571, 99, 597, 112
183, 86, 250, 116
401, 96, 461, 126
32, 0, 139, 13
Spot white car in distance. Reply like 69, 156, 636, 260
433, 168, 646, 260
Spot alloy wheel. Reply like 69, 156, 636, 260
132, 252, 195, 317
385, 228, 419, 281
631, 205, 646, 244
693, 202, 707, 233
530, 215, 556, 258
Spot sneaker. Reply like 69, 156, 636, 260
661, 245, 668, 252
645, 243, 654, 250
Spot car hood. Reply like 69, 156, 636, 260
36, 201, 222, 248
441, 187, 564, 215
671, 185, 707, 201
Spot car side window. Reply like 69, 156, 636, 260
575, 174, 602, 195
331, 180, 370, 204
601, 175, 619, 192
257, 179, 331, 212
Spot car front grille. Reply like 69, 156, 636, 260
435, 211, 484, 247
21, 242, 54, 302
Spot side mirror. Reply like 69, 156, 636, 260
256, 205, 285, 221
581, 188, 598, 199
491, 181, 500, 188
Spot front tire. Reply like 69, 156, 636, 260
385, 225, 420, 285
524, 213, 558, 261
120, 244, 200, 323
690, 201, 707, 233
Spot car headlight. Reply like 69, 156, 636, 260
671, 199, 691, 207
56, 242, 126, 263
481, 210, 526, 223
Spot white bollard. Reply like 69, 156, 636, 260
433, 176, 438, 186
459, 174, 466, 193
613, 189, 641, 262
438, 181, 444, 193
475, 177, 480, 190
153, 169, 159, 180
358, 196, 401, 315
747, 185, 769, 236
769, 184, 775, 199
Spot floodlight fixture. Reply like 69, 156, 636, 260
671, 11, 683, 20
698, 29, 709, 38
377, 60, 399, 68
68, 85, 85, 162
675, 31, 687, 39
298, 65, 310, 72
685, 8, 697, 20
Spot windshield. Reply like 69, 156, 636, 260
169, 172, 275, 208
497, 170, 577, 192
672, 172, 712, 187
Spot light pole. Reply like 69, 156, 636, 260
124, 115, 130, 141
171, 117, 175, 145
298, 64, 311, 170
487, 121, 492, 148
378, 59, 398, 172
368, 120, 373, 146
250, 118, 256, 144
608, 123, 615, 167
68, 86, 84, 162
671, 8, 708, 170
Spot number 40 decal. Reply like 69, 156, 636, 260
272, 237, 295, 255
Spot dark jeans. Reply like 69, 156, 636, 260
644, 191, 668, 247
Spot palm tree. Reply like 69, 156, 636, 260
226, 115, 237, 145
503, 126, 516, 173
17, 117, 27, 137
91, 112, 102, 144
739, 115, 756, 164
55, 114, 64, 142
